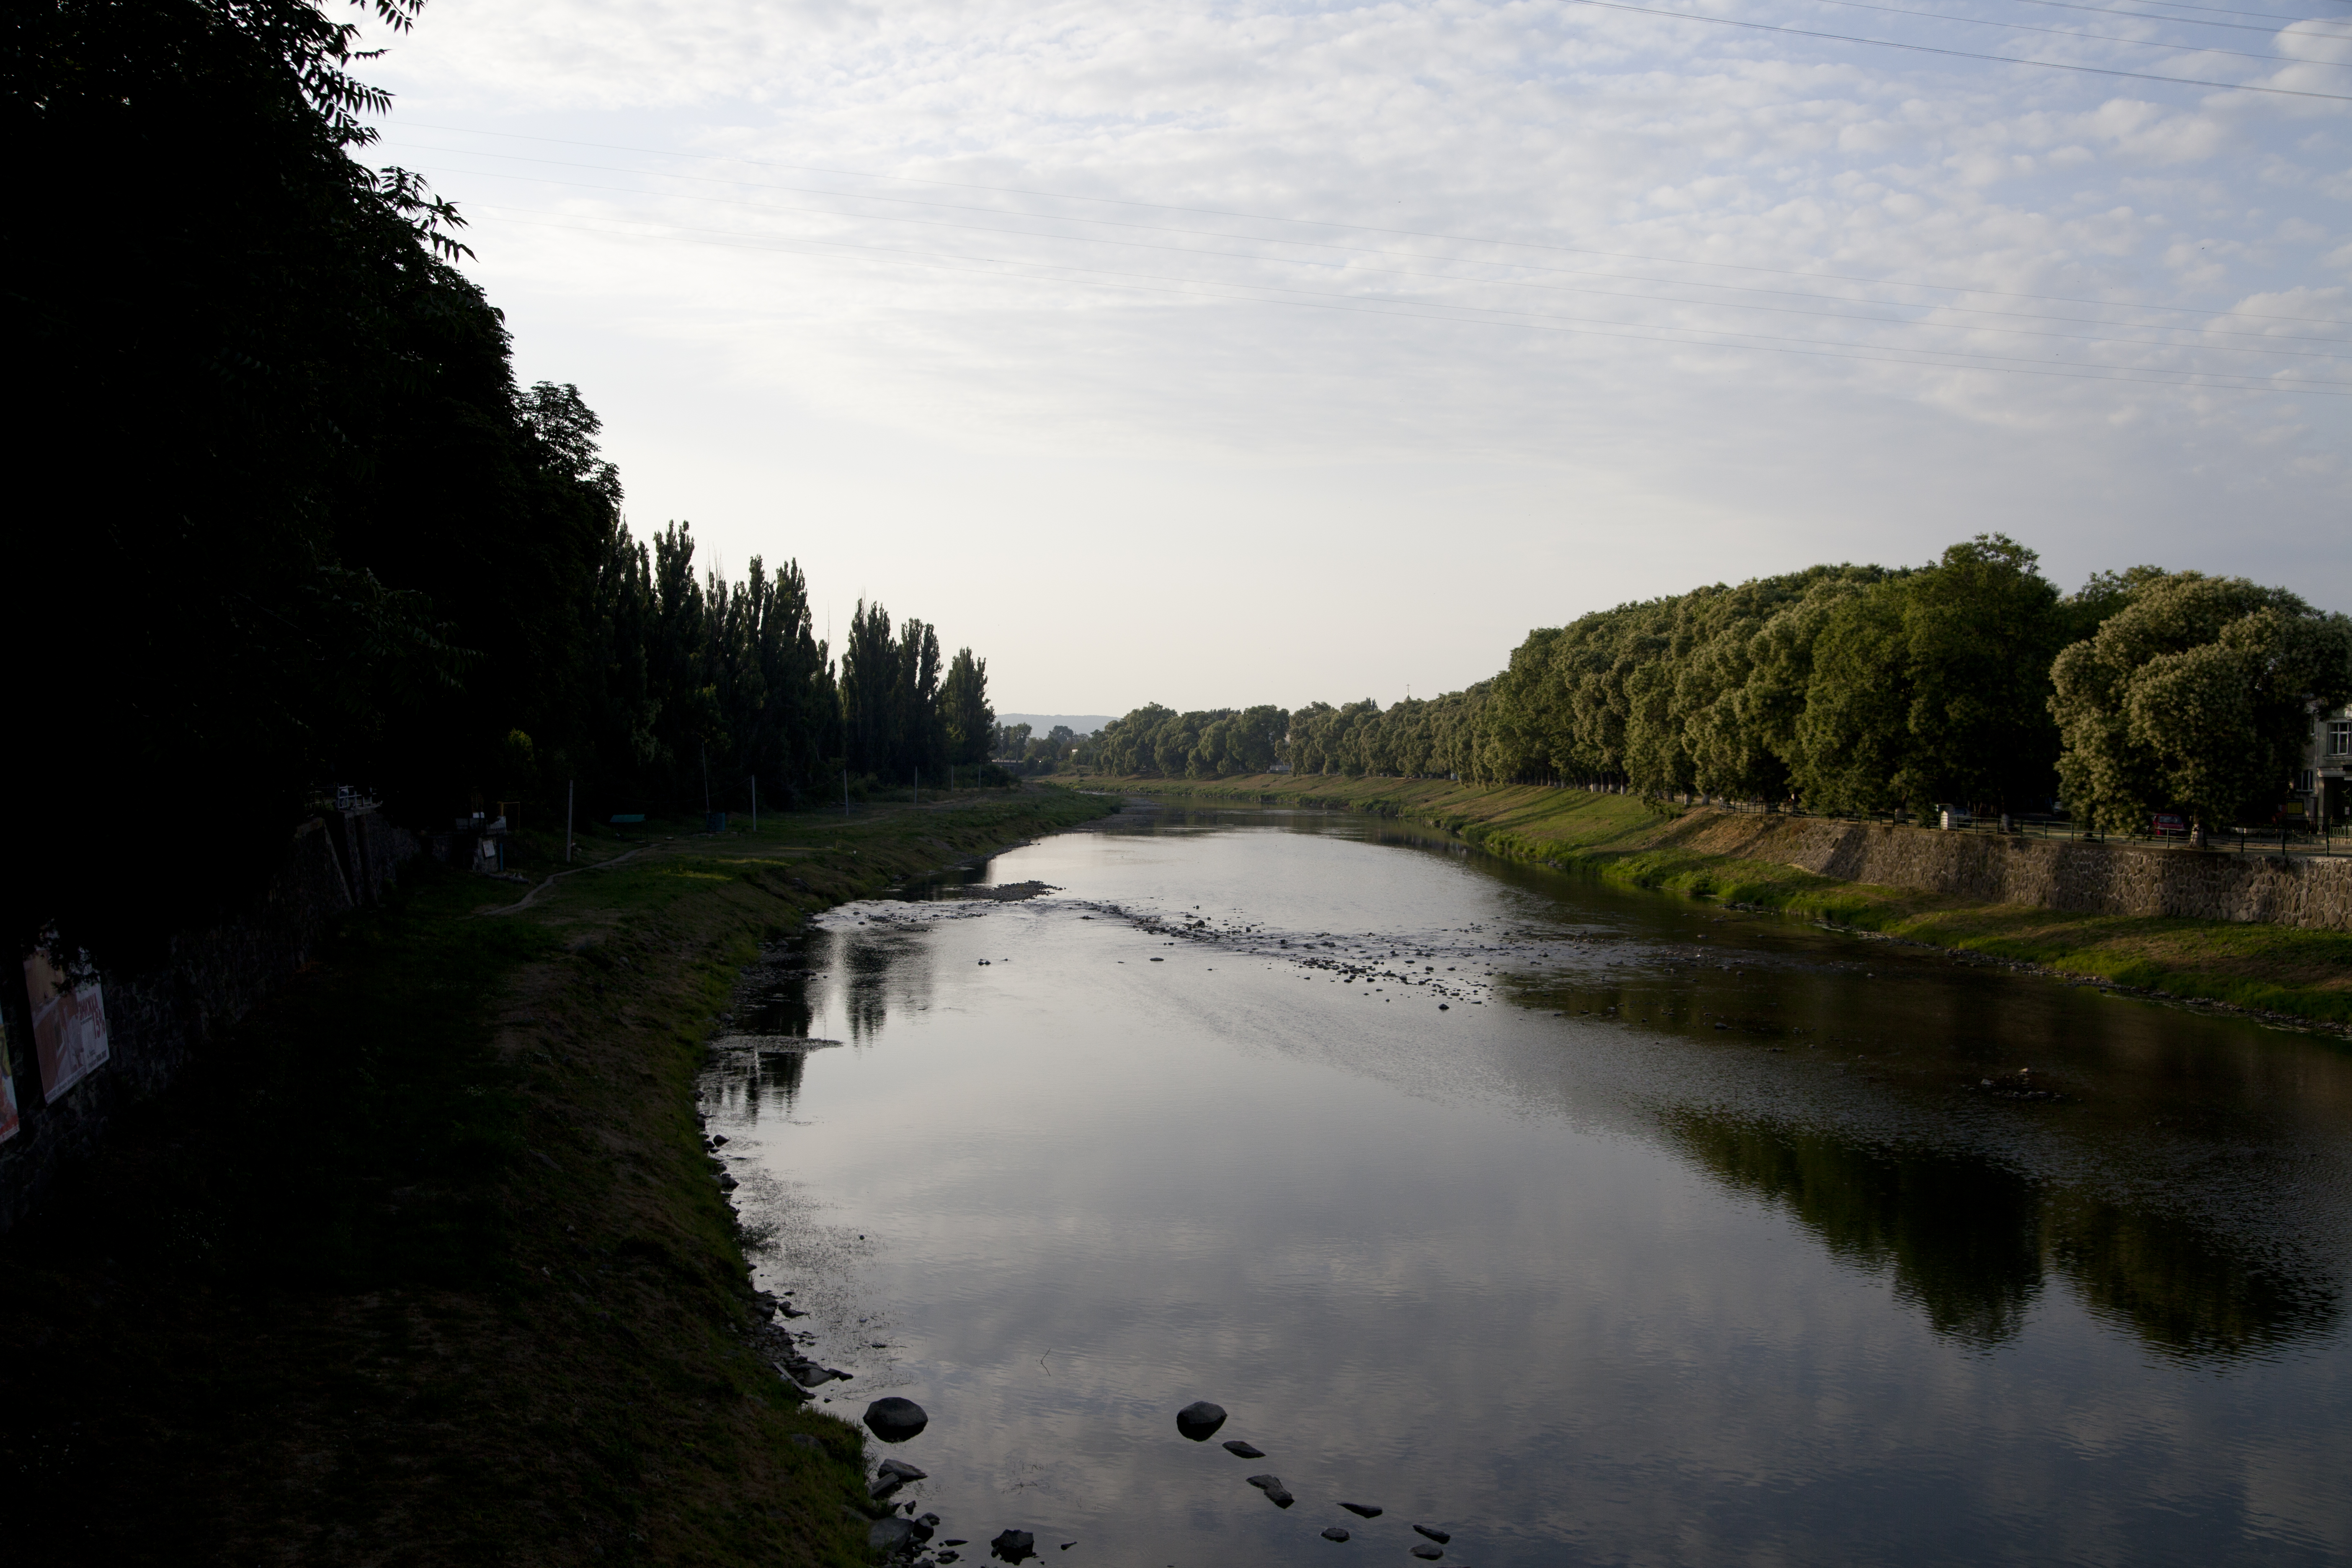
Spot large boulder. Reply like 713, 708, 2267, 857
1175, 1400, 1228, 1440
864, 1396, 929, 1442
990, 1527, 1037, 1561
868, 1516, 920, 1555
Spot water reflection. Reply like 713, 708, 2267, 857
702, 807, 2352, 1566
1664, 1114, 2339, 1356
2050, 1189, 2339, 1360
1664, 1116, 2046, 1346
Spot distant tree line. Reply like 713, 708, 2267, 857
8, 0, 990, 965
1077, 537, 2351, 840
990, 722, 1088, 776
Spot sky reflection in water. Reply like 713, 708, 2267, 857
701, 807, 2352, 1566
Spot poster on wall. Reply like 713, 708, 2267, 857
24, 949, 110, 1101
0, 1016, 19, 1144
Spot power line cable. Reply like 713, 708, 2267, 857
1553, 0, 2352, 99
464, 204, 2352, 394
2003, 0, 2352, 34
2018, 0, 2352, 26
381, 133, 2352, 330
1795, 0, 2352, 63
402, 157, 2351, 358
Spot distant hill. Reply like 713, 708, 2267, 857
998, 713, 1116, 738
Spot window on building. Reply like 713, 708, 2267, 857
2333, 720, 2352, 757
2301, 769, 2316, 792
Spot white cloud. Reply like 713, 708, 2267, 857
364, 0, 2352, 710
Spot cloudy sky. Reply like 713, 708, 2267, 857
360, 0, 2352, 714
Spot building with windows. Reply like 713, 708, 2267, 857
2305, 705, 2351, 825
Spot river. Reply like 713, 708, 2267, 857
700, 804, 2352, 1566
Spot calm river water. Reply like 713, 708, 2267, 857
700, 805, 2352, 1567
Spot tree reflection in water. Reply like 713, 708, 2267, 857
1664, 1113, 2339, 1359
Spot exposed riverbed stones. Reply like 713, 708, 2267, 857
1176, 1400, 1227, 1439
864, 1396, 928, 1441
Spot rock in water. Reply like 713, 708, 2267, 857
1176, 1400, 1228, 1440
869, 1516, 920, 1554
1321, 1527, 1351, 1542
1244, 1475, 1296, 1507
1413, 1525, 1452, 1544
877, 1459, 928, 1482
864, 1396, 929, 1442
1340, 1503, 1382, 1518
1412, 1546, 1444, 1560
990, 1528, 1037, 1561
1222, 1440, 1265, 1459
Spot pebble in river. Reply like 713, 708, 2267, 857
1412, 1546, 1445, 1560
1245, 1474, 1297, 1507
1321, 1526, 1351, 1542
1222, 1439, 1265, 1458
990, 1528, 1037, 1562
1176, 1400, 1228, 1440
1413, 1525, 1452, 1544
1339, 1502, 1382, 1518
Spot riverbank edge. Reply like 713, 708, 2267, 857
1081, 773, 2352, 1031
0, 783, 1119, 1565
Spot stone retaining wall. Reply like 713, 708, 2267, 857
0, 810, 419, 1233
1663, 811, 2352, 930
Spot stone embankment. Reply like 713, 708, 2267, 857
1658, 812, 2352, 931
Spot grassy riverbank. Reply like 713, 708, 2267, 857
0, 784, 1114, 1564
1075, 772, 2352, 1028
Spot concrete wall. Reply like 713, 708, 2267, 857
1665, 811, 2352, 931
0, 810, 419, 1233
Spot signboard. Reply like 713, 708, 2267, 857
24, 949, 109, 1101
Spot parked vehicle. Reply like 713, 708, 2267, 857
2152, 812, 2189, 838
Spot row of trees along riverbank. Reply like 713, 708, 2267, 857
9, 0, 995, 970
1075, 536, 2352, 842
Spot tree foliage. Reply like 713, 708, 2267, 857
1079, 539, 2347, 837
2050, 574, 2352, 838
5, 0, 987, 963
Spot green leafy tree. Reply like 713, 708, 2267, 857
2050, 574, 2352, 842
1794, 536, 2066, 815
941, 650, 994, 769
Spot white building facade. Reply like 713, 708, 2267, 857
2301, 704, 2351, 827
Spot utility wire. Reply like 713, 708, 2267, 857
2005, 0, 2352, 34
1795, 0, 2352, 63
405, 158, 2351, 359
385, 123, 2352, 326
381, 134, 2352, 330
1553, 0, 2352, 99
2018, 0, 2352, 26
466, 205, 2352, 395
